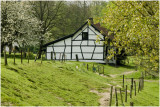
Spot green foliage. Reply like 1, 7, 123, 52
49, 1, 107, 40
26, 52, 35, 59
96, 1, 159, 73
89, 1, 108, 17
1, 52, 37, 60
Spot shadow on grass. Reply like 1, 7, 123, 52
104, 63, 136, 70
6, 66, 19, 72
120, 64, 136, 69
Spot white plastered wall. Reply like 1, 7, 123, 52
46, 37, 72, 60
46, 23, 116, 63
71, 24, 104, 60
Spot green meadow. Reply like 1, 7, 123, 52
1, 56, 159, 106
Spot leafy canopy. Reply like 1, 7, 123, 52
96, 1, 159, 73
1, 1, 42, 48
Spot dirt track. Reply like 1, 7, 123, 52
90, 70, 137, 106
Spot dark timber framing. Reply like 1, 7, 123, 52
87, 25, 89, 46
47, 45, 103, 47
73, 27, 87, 40
71, 37, 73, 59
46, 52, 103, 54
64, 40, 66, 53
43, 21, 114, 62
91, 41, 96, 59
80, 41, 84, 59
52, 45, 55, 59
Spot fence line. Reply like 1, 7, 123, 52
109, 72, 145, 106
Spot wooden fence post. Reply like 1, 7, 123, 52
120, 88, 124, 106
134, 81, 136, 96
103, 66, 104, 74
115, 88, 118, 106
54, 52, 56, 60
64, 53, 65, 62
130, 85, 132, 98
98, 65, 100, 74
76, 54, 79, 61
138, 78, 140, 92
109, 86, 113, 106
87, 64, 88, 70
125, 85, 127, 102
141, 72, 144, 89
28, 48, 29, 63
123, 75, 124, 88
140, 77, 142, 91
4, 49, 8, 66
14, 50, 15, 65
51, 52, 53, 60
131, 78, 134, 87
41, 52, 43, 64
130, 102, 134, 107
21, 50, 23, 64
61, 53, 63, 62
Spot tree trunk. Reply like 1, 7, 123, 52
23, 48, 26, 58
4, 50, 8, 66
1, 42, 6, 53
38, 40, 43, 59
1, 44, 4, 53
9, 43, 12, 55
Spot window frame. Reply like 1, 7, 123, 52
82, 32, 88, 40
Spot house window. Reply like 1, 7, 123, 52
82, 32, 88, 40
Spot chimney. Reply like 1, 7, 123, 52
88, 17, 93, 24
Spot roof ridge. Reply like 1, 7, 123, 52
43, 22, 88, 47
43, 20, 113, 48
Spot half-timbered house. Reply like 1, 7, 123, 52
43, 18, 116, 63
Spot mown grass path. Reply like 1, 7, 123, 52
92, 70, 137, 106
109, 70, 137, 78
93, 68, 159, 106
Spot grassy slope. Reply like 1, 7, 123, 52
1, 57, 159, 106
111, 76, 159, 106
1, 58, 111, 106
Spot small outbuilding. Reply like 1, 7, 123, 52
43, 18, 116, 63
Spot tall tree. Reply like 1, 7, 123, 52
30, 1, 63, 58
49, 1, 93, 39
89, 1, 108, 17
97, 1, 159, 73
1, 1, 41, 53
